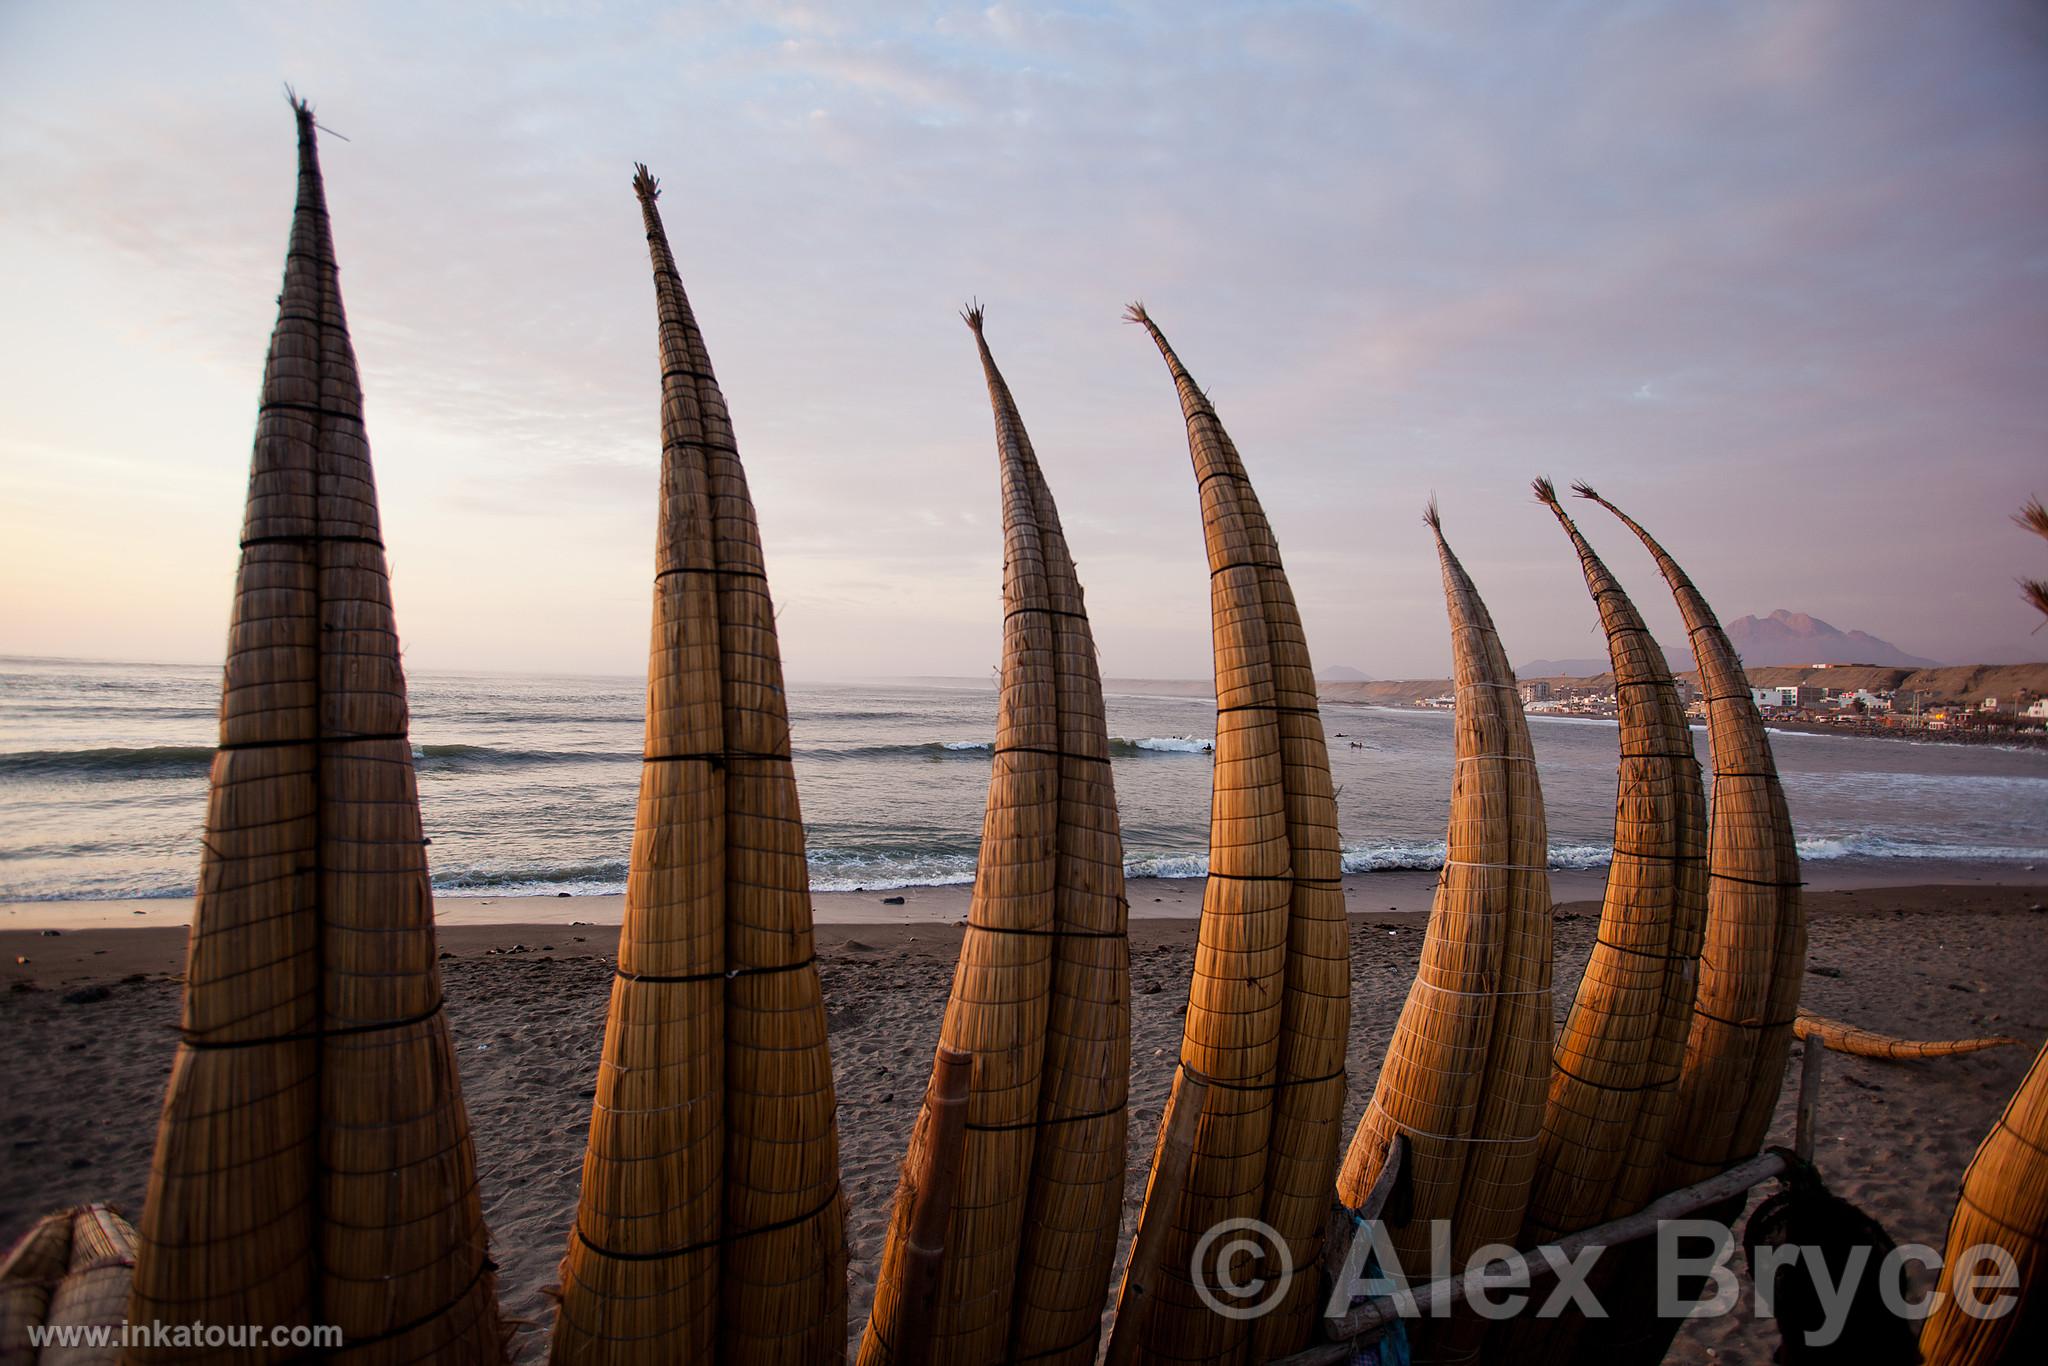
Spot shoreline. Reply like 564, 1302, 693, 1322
5, 856, 2043, 936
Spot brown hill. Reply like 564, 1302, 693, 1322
1106, 662, 2048, 709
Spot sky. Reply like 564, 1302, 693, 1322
2, 0, 2045, 682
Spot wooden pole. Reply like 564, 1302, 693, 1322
1795, 1040, 1824, 1165
1322, 1134, 1408, 1286
1103, 1066, 1211, 1366
893, 1046, 975, 1366
1282, 1148, 1794, 1361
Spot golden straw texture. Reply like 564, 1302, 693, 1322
1121, 305, 1349, 1365
1920, 1040, 2048, 1364
1575, 484, 1804, 1189
1794, 1011, 2022, 1061
46, 1206, 137, 1365
3, 1205, 139, 1364
1525, 480, 1706, 1235
1336, 505, 1551, 1366
126, 97, 501, 1366
859, 308, 1129, 1366
1491, 482, 1707, 1364
552, 165, 844, 1365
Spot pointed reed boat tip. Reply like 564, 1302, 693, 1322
1532, 475, 1559, 506
961, 298, 985, 332
282, 86, 347, 142
1422, 495, 1442, 532
1121, 301, 1149, 326
631, 162, 659, 202
1570, 479, 1602, 503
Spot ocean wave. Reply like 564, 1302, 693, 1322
1793, 834, 2048, 863
804, 850, 980, 892
433, 858, 631, 897
797, 736, 1215, 761
411, 743, 627, 770
0, 746, 216, 779
1116, 736, 1214, 754
0, 741, 633, 781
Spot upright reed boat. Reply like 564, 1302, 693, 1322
1495, 481, 1707, 1362
550, 166, 845, 1365
1122, 305, 1349, 1365
126, 98, 503, 1364
1335, 504, 1551, 1366
859, 308, 1130, 1366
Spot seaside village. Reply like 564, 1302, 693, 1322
1417, 669, 2048, 740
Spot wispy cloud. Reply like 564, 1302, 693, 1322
1, 0, 2043, 676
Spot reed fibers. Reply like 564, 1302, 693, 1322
1121, 305, 1349, 1365
1335, 505, 1551, 1366
551, 166, 844, 1364
1794, 1011, 2021, 1061
125, 97, 501, 1365
1574, 484, 1804, 1190
1919, 1040, 2048, 1364
859, 307, 1128, 1366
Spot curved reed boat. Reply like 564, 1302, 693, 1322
1920, 1040, 2048, 1364
1335, 504, 1551, 1366
1119, 305, 1349, 1365
1572, 483, 1803, 1364
858, 308, 1129, 1366
550, 166, 844, 1365
1795, 1011, 2022, 1061
125, 98, 502, 1364
1575, 484, 1804, 1188
1525, 479, 1706, 1235
1488, 482, 1708, 1364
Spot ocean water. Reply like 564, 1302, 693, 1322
2, 655, 2044, 902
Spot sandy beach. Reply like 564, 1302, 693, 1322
4, 873, 2042, 1363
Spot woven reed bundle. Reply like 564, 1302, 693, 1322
859, 309, 1129, 1366
0, 1211, 70, 1357
977, 310, 1131, 1364
3, 1205, 138, 1363
1574, 485, 1804, 1192
1120, 305, 1348, 1365
1523, 480, 1706, 1239
126, 98, 501, 1365
1335, 507, 1550, 1365
46, 1206, 137, 1364
1920, 1040, 2048, 1363
553, 167, 845, 1365
1794, 1011, 2022, 1061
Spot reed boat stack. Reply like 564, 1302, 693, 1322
1488, 480, 1709, 1362
124, 98, 505, 1366
1523, 478, 1705, 1235
549, 165, 845, 1365
1118, 305, 1350, 1365
1333, 503, 1551, 1365
858, 307, 1130, 1366
1574, 483, 1806, 1191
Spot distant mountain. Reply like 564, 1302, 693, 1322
1317, 664, 1374, 682
1723, 610, 1938, 668
1517, 650, 1694, 678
